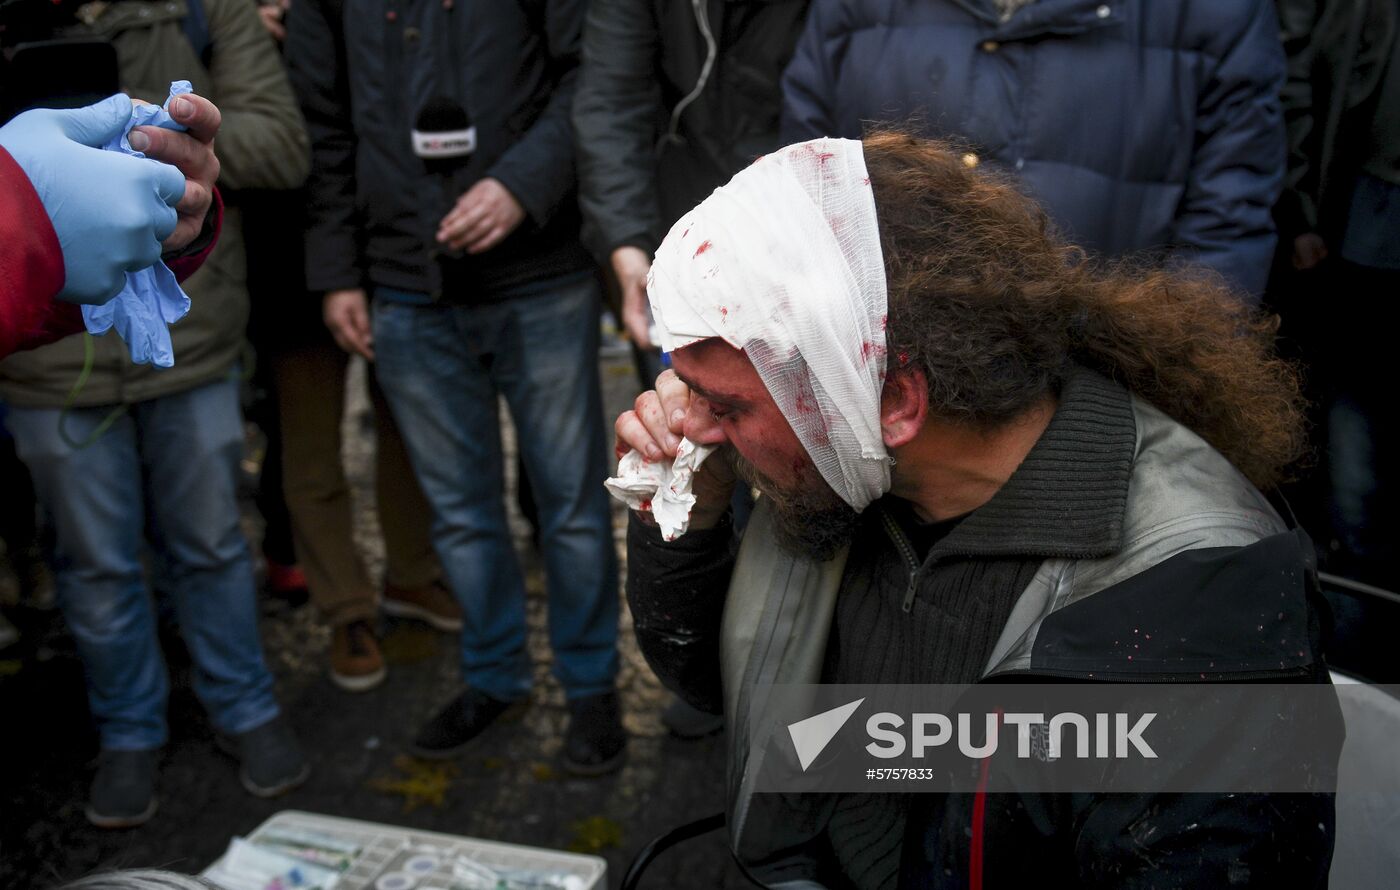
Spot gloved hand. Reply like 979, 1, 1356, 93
0, 94, 186, 305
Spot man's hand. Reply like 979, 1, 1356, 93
0, 94, 184, 304
611, 245, 654, 348
257, 0, 292, 42
614, 369, 736, 529
324, 288, 374, 360
128, 92, 221, 254
437, 178, 526, 254
1292, 233, 1328, 271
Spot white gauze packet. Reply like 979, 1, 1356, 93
604, 438, 716, 541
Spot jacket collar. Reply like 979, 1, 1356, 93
893, 365, 1138, 561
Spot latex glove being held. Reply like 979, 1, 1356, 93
0, 93, 185, 304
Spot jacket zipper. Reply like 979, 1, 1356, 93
879, 509, 926, 613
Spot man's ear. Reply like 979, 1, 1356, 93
880, 366, 928, 449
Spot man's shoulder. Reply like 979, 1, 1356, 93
1069, 394, 1285, 597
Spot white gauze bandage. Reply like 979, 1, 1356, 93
648, 137, 891, 510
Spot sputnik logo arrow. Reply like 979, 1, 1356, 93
787, 698, 865, 771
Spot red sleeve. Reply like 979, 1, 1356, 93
0, 146, 78, 360
0, 157, 223, 360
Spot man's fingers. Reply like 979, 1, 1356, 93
465, 225, 508, 254
133, 126, 219, 184
439, 202, 489, 239
621, 282, 652, 348
655, 370, 692, 432
634, 391, 680, 454
615, 411, 665, 462
446, 215, 493, 251
174, 179, 212, 218
351, 307, 375, 361
166, 93, 221, 143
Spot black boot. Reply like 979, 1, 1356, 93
563, 691, 627, 776
411, 689, 527, 759
87, 748, 159, 828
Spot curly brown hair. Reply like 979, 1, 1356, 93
863, 131, 1305, 490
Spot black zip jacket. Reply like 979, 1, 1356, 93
286, 0, 593, 300
571, 0, 810, 263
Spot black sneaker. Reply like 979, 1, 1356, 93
661, 696, 725, 739
563, 691, 627, 776
410, 689, 527, 760
86, 748, 159, 829
232, 716, 310, 797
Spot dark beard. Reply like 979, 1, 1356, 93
728, 449, 860, 562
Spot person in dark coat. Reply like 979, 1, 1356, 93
286, 0, 625, 774
572, 0, 810, 351
1271, 0, 1400, 677
572, 0, 810, 739
782, 0, 1288, 299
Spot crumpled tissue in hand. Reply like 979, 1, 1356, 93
82, 80, 194, 368
605, 438, 716, 542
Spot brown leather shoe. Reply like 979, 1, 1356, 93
329, 620, 386, 692
382, 580, 463, 632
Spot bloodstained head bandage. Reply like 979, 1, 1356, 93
647, 138, 891, 510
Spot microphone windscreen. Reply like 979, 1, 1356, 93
415, 95, 469, 133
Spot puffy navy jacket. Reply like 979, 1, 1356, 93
782, 0, 1287, 298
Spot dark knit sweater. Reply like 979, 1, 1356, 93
626, 367, 1138, 890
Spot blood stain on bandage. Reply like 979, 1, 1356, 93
693, 240, 713, 258
718, 306, 729, 321
639, 498, 652, 513
860, 340, 887, 364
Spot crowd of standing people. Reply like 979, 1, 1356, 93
0, 0, 1393, 867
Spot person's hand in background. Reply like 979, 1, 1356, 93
1292, 233, 1328, 270
0, 94, 184, 304
257, 0, 292, 42
128, 92, 221, 254
611, 245, 653, 348
324, 288, 374, 360
436, 178, 526, 254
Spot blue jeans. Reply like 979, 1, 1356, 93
373, 277, 620, 701
5, 378, 280, 749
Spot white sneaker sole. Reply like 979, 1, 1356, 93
330, 664, 387, 693
381, 598, 463, 632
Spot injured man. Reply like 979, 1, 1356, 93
610, 133, 1337, 888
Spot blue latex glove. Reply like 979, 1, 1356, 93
81, 82, 196, 367
0, 92, 185, 305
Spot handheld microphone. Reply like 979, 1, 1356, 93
412, 95, 476, 175
414, 96, 477, 262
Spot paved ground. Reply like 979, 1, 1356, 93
0, 348, 751, 889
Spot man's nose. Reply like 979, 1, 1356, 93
681, 398, 728, 446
